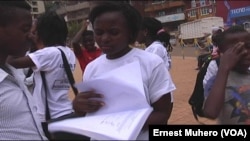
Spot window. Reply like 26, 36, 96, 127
32, 8, 38, 12
200, 7, 209, 15
32, 1, 37, 6
208, 0, 213, 5
158, 11, 165, 16
33, 14, 38, 19
191, 0, 196, 8
176, 8, 182, 13
189, 9, 197, 17
200, 0, 205, 6
209, 0, 216, 4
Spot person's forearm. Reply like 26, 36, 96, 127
7, 56, 35, 68
71, 23, 87, 45
143, 102, 173, 130
203, 66, 230, 119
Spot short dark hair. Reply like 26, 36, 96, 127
82, 30, 94, 38
0, 0, 31, 26
36, 11, 68, 46
211, 29, 223, 46
89, 2, 142, 44
217, 25, 247, 49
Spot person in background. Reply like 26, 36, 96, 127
137, 17, 173, 70
8, 11, 76, 124
195, 33, 212, 70
72, 2, 176, 140
203, 26, 249, 90
211, 27, 223, 59
0, 1, 47, 140
71, 19, 102, 74
203, 25, 250, 124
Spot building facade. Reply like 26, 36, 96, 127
215, 0, 250, 27
185, 0, 250, 28
185, 0, 216, 21
138, 0, 186, 32
55, 1, 92, 23
26, 0, 45, 19
49, 0, 250, 41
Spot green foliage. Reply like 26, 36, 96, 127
67, 21, 82, 46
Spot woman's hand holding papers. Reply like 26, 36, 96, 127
73, 91, 105, 115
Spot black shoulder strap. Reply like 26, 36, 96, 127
41, 71, 51, 121
215, 57, 220, 66
57, 48, 78, 96
26, 68, 33, 78
189, 58, 212, 124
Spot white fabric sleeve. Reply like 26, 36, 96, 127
149, 62, 176, 104
203, 60, 218, 89
28, 48, 60, 72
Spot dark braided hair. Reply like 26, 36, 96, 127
141, 17, 173, 52
82, 30, 94, 38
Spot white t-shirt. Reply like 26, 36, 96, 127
83, 48, 176, 140
203, 60, 218, 89
28, 46, 76, 122
145, 41, 171, 70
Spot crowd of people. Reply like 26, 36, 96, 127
0, 1, 249, 140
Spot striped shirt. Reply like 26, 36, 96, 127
0, 64, 47, 140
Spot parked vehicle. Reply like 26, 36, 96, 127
179, 17, 224, 46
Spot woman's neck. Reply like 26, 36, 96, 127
145, 39, 153, 47
106, 47, 132, 59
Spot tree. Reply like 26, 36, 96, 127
67, 21, 82, 47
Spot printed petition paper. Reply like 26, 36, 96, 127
48, 61, 153, 140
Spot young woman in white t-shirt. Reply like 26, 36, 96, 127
72, 2, 176, 140
136, 17, 173, 70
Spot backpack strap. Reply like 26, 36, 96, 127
189, 56, 218, 124
41, 71, 51, 121
57, 48, 78, 96
215, 57, 220, 66
195, 57, 220, 123
26, 68, 33, 78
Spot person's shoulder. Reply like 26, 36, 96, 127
131, 47, 148, 55
40, 46, 59, 51
133, 48, 164, 61
90, 52, 105, 61
209, 59, 219, 67
148, 41, 163, 48
206, 59, 219, 75
40, 46, 73, 57
30, 47, 56, 56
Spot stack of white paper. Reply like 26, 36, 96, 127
48, 61, 153, 140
